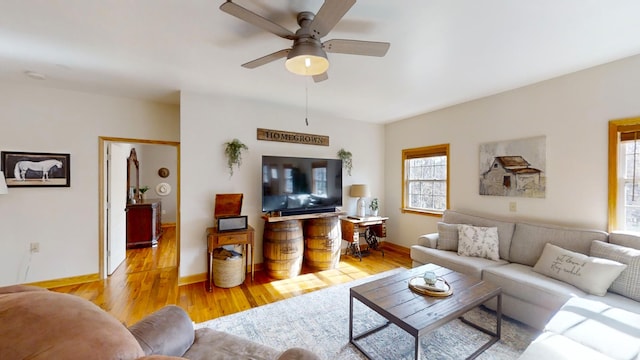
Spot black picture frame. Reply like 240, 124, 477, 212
1, 151, 70, 188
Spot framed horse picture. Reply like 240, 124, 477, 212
1, 151, 70, 187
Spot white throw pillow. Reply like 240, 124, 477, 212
457, 224, 500, 261
436, 222, 459, 251
533, 243, 627, 296
590, 240, 640, 301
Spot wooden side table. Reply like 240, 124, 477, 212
206, 225, 254, 292
126, 199, 162, 249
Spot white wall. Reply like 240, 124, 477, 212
0, 83, 179, 286
137, 143, 178, 223
179, 91, 384, 279
385, 54, 640, 248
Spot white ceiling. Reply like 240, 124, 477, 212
2, 1, 640, 124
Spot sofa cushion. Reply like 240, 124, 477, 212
533, 243, 627, 296
129, 305, 195, 357
483, 263, 586, 313
442, 210, 515, 260
436, 222, 459, 251
0, 289, 145, 360
457, 224, 500, 261
183, 328, 280, 360
539, 297, 640, 359
509, 222, 608, 266
277, 348, 322, 360
410, 246, 507, 278
590, 240, 640, 301
608, 231, 640, 250
584, 291, 640, 316
0, 284, 48, 295
518, 332, 618, 360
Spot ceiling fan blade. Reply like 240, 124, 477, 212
310, 0, 356, 38
323, 39, 390, 57
241, 49, 290, 69
313, 72, 328, 82
220, 1, 296, 40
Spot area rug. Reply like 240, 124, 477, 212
196, 269, 540, 359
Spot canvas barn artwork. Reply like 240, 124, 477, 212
1, 151, 70, 187
479, 136, 546, 198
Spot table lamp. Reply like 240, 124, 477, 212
0, 171, 8, 195
350, 184, 370, 217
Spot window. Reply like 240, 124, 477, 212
402, 144, 449, 215
609, 118, 640, 232
283, 165, 293, 194
311, 161, 328, 196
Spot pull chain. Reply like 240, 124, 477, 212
305, 79, 309, 126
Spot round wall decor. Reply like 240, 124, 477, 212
158, 167, 170, 178
155, 182, 171, 196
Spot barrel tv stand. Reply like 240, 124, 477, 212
262, 210, 346, 279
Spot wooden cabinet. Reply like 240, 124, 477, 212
126, 199, 162, 249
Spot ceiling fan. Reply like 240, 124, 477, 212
220, 0, 390, 82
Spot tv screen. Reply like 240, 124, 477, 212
262, 155, 342, 215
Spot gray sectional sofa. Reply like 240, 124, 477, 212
410, 210, 640, 359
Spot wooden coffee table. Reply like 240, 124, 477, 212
349, 264, 502, 359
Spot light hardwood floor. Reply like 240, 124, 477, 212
51, 226, 412, 326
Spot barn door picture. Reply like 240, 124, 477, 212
479, 136, 546, 198
1, 151, 70, 187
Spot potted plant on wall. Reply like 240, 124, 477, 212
224, 138, 248, 177
337, 148, 353, 176
369, 198, 379, 216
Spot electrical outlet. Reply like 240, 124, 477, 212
509, 202, 517, 212
30, 242, 40, 253
162, 209, 166, 215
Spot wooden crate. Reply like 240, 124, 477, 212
214, 193, 243, 218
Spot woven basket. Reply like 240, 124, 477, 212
213, 252, 245, 288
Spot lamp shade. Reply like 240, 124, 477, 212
285, 41, 329, 76
349, 184, 370, 198
0, 171, 8, 195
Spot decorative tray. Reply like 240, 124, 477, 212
408, 276, 453, 297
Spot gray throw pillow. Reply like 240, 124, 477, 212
436, 222, 459, 251
590, 240, 640, 301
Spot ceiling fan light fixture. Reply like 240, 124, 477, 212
285, 42, 329, 76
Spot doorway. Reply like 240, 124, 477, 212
98, 137, 180, 279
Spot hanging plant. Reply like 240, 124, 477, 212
337, 148, 353, 176
224, 138, 248, 176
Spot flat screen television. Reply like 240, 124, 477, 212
262, 155, 342, 216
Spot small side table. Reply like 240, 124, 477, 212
206, 225, 254, 292
340, 217, 388, 260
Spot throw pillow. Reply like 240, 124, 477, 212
533, 243, 627, 296
590, 240, 640, 301
457, 224, 500, 261
436, 222, 459, 251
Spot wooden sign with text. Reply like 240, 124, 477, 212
257, 128, 329, 146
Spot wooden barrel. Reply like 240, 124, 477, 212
304, 217, 341, 270
263, 219, 304, 279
